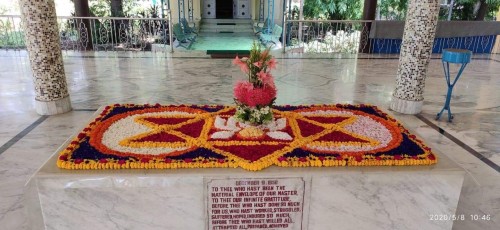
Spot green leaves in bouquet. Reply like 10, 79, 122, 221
234, 98, 276, 125
247, 42, 273, 86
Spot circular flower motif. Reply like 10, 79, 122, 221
89, 107, 208, 158
294, 108, 403, 156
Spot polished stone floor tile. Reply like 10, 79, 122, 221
0, 51, 498, 229
0, 111, 95, 230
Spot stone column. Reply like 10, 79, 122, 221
19, 0, 72, 115
390, 0, 440, 114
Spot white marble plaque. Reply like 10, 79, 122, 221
206, 178, 305, 230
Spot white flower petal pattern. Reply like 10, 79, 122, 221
272, 118, 287, 131
214, 116, 240, 131
214, 116, 228, 129
226, 117, 238, 130
213, 116, 291, 141
266, 131, 293, 141
210, 131, 236, 139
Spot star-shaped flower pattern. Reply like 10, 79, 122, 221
61, 104, 435, 171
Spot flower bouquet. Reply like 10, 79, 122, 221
233, 42, 277, 125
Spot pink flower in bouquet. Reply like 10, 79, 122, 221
256, 71, 275, 87
232, 56, 249, 73
267, 58, 277, 70
234, 81, 253, 103
253, 61, 262, 68
249, 85, 276, 106
234, 81, 276, 107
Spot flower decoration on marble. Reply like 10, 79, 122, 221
233, 42, 277, 125
57, 104, 437, 171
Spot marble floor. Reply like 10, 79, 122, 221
0, 50, 498, 229
189, 32, 257, 51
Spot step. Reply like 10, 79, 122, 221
199, 26, 253, 32
199, 28, 254, 33
200, 19, 254, 33
201, 19, 253, 25
207, 50, 251, 58
200, 24, 252, 29
198, 32, 256, 37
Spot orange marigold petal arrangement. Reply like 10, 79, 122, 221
57, 104, 437, 171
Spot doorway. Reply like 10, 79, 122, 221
216, 0, 233, 19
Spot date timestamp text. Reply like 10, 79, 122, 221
429, 214, 491, 221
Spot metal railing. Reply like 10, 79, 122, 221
282, 18, 500, 55
0, 16, 24, 50
2, 13, 498, 55
0, 15, 173, 52
282, 19, 371, 54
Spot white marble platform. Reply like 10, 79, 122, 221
25, 113, 466, 230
